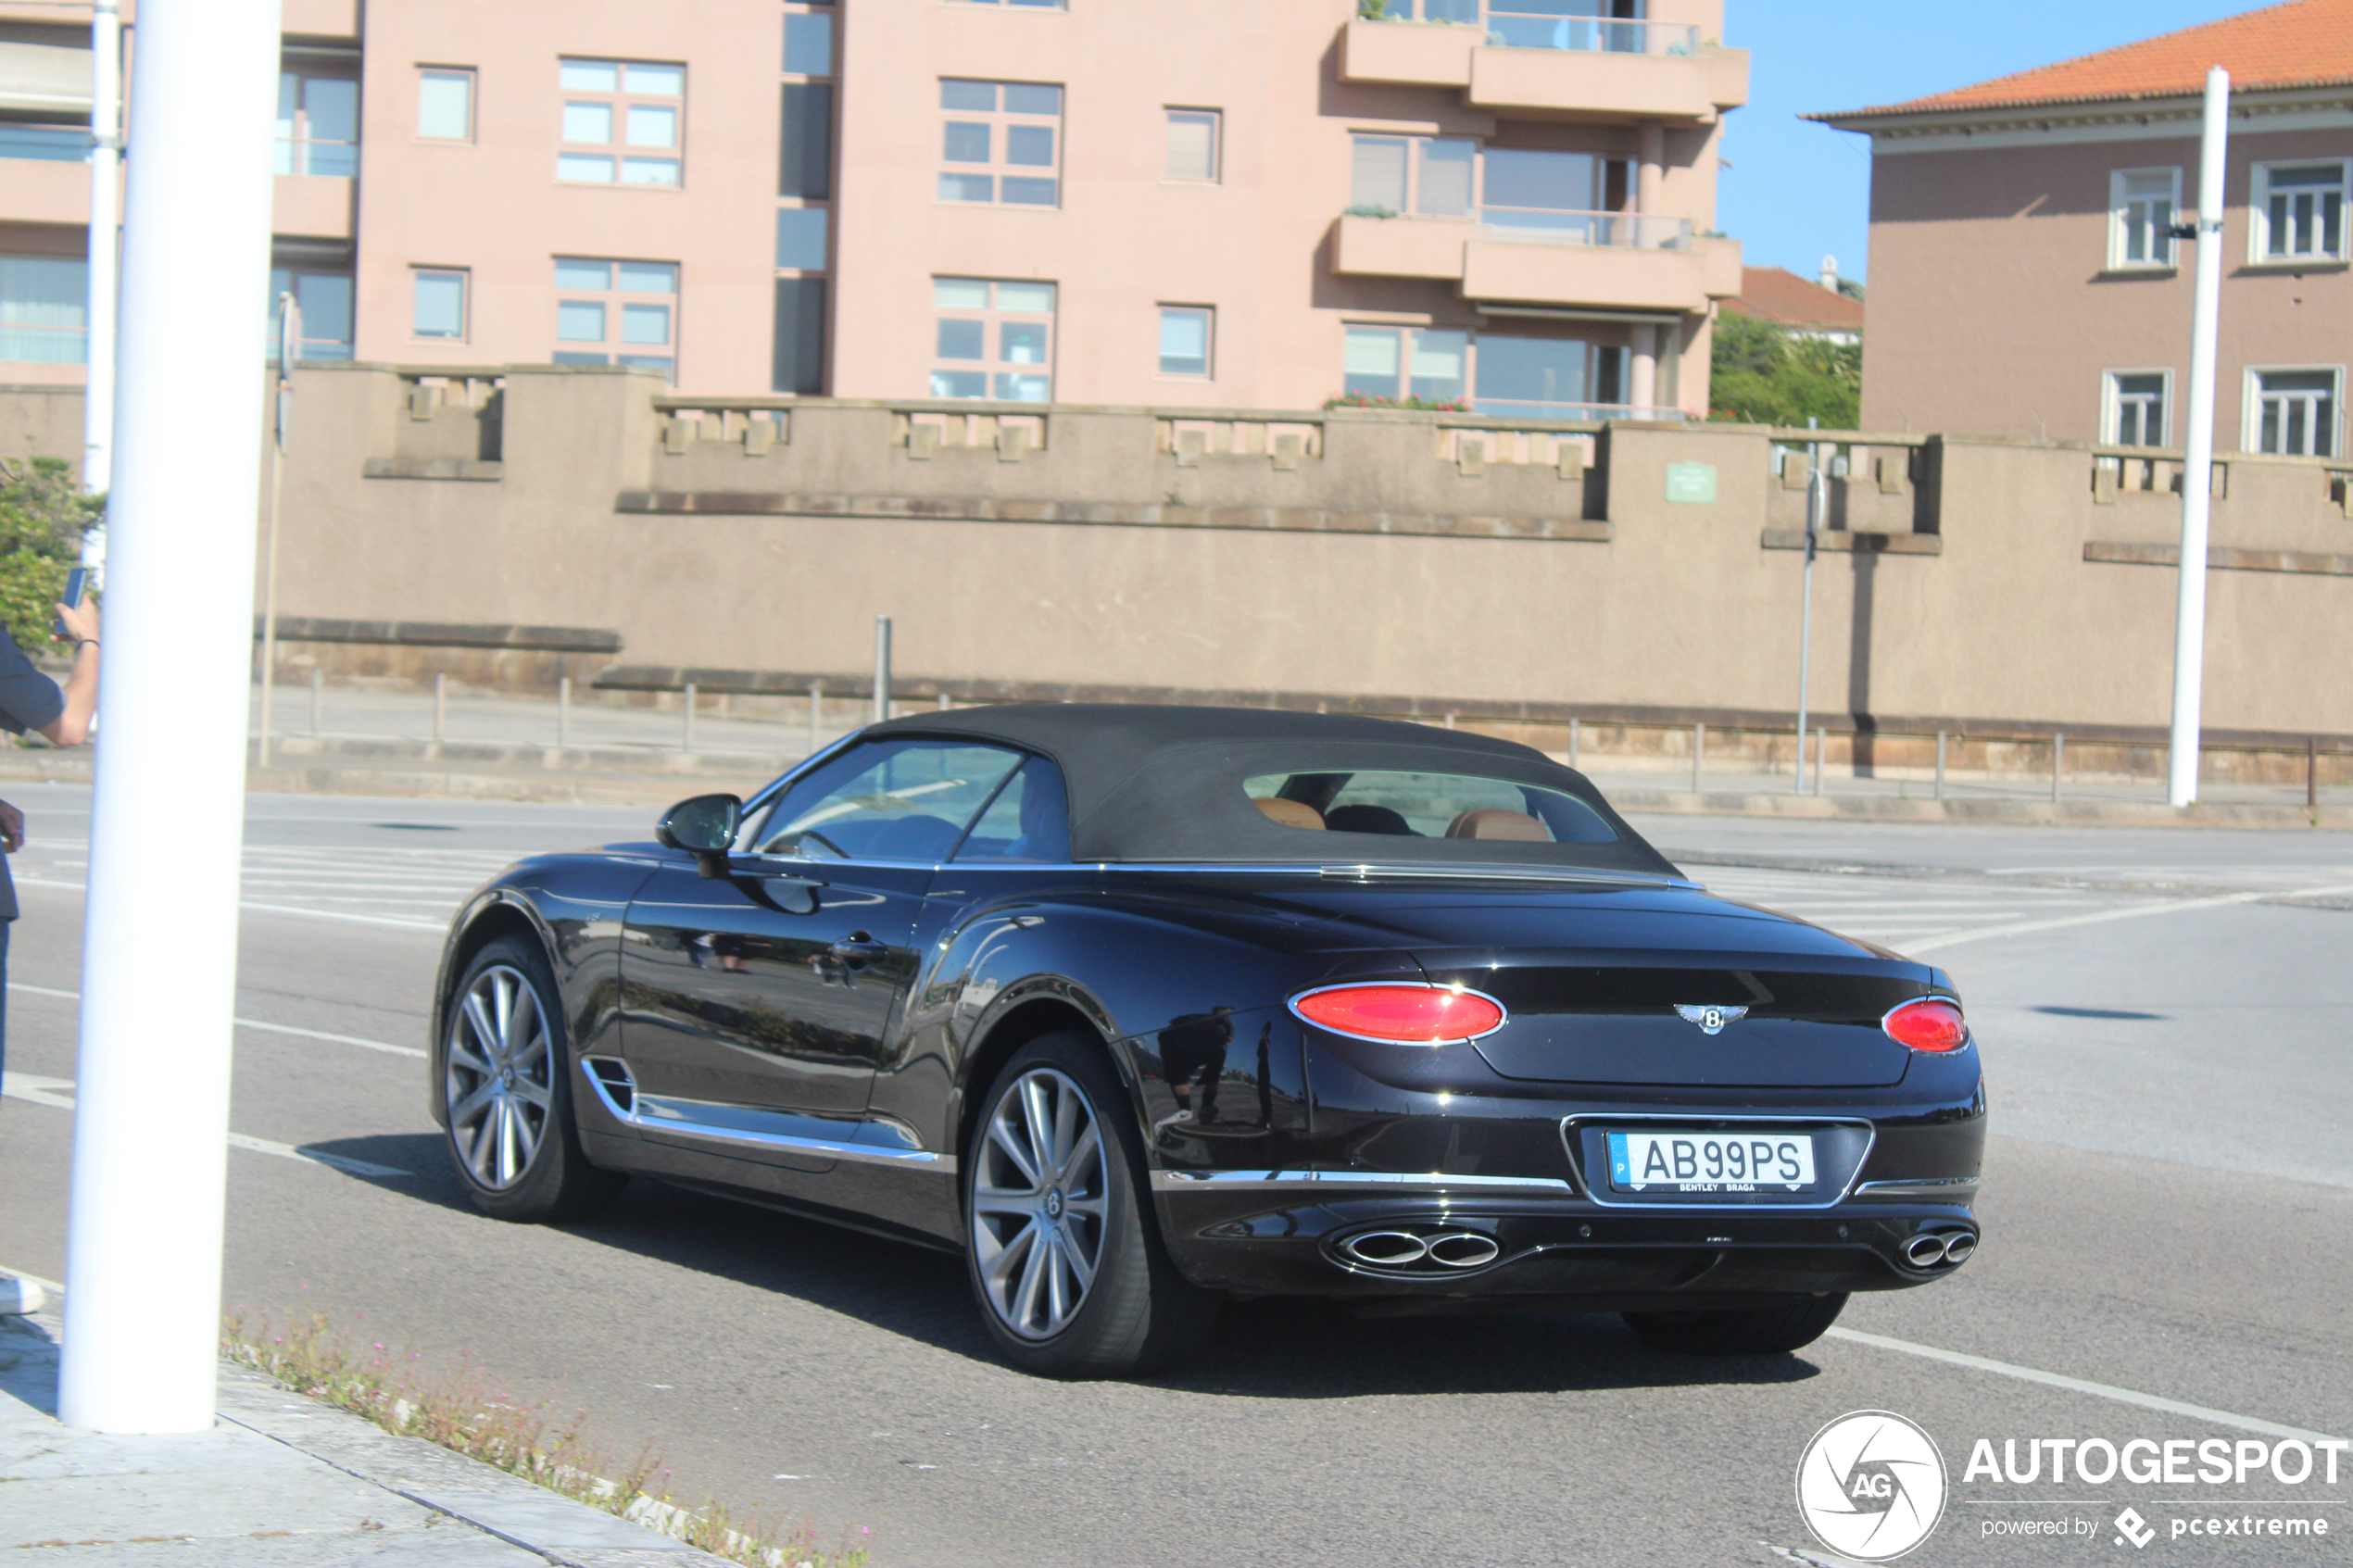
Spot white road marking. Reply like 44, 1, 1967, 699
0, 1073, 411, 1178
10, 877, 449, 933
1826, 1327, 2346, 1444
6, 982, 427, 1060
1906, 882, 2353, 956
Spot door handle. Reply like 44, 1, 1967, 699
829, 934, 888, 963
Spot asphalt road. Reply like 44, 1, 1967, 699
5, 786, 2351, 1567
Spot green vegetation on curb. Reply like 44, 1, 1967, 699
222, 1310, 873, 1568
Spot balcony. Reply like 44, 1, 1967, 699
272, 173, 355, 241
1340, 16, 1748, 122
0, 132, 93, 225
1335, 211, 1741, 313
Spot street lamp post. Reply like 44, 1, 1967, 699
81, 0, 120, 500
58, 0, 283, 1434
2168, 67, 2230, 808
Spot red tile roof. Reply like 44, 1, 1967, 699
1722, 268, 1865, 332
1814, 0, 2353, 122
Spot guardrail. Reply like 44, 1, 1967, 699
1365, 3, 1700, 56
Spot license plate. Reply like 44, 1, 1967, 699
1606, 1130, 1818, 1194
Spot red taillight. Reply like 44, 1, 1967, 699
1883, 997, 1969, 1052
1291, 984, 1504, 1044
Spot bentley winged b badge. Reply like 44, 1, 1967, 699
1674, 1004, 1749, 1035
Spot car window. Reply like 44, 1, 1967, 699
953, 757, 1072, 862
1242, 769, 1617, 845
749, 739, 1024, 862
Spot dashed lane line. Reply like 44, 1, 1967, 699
9, 877, 447, 932
0, 1073, 411, 1179
6, 982, 426, 1060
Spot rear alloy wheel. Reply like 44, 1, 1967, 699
1623, 1293, 1849, 1356
965, 1032, 1220, 1378
441, 935, 626, 1223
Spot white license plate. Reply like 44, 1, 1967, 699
1606, 1130, 1818, 1194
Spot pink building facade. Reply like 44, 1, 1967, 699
1, 0, 1744, 417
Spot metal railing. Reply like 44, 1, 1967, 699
1479, 209, 1694, 249
1367, 3, 1701, 56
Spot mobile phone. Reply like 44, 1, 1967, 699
53, 566, 88, 639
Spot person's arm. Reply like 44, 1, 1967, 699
41, 598, 98, 746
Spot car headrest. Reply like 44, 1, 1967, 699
1446, 808, 1549, 841
1253, 797, 1325, 831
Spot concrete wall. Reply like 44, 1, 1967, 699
14, 365, 2352, 740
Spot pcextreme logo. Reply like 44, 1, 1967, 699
1796, 1410, 1950, 1562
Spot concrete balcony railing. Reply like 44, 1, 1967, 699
272, 172, 356, 240
1340, 17, 1748, 122
1334, 212, 1741, 313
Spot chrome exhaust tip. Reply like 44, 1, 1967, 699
1939, 1231, 1978, 1265
1424, 1232, 1502, 1269
1903, 1232, 1950, 1268
1341, 1231, 1429, 1266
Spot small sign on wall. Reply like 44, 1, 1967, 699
1665, 462, 1718, 505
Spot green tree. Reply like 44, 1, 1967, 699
1706, 311, 1862, 430
0, 455, 101, 653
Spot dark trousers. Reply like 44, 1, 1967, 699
0, 918, 11, 1085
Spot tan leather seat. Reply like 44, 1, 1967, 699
1253, 797, 1325, 830
1446, 808, 1548, 841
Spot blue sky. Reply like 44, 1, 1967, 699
1718, 0, 2260, 283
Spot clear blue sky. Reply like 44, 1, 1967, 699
1718, 0, 2259, 284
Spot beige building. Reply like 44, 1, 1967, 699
1, 0, 1745, 417
1815, 0, 2353, 454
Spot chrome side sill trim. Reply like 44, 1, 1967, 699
580, 1070, 956, 1173
1853, 1177, 1980, 1200
1151, 1169, 1576, 1194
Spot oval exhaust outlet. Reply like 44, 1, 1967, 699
1939, 1231, 1977, 1264
1425, 1233, 1502, 1269
1342, 1231, 1429, 1266
1902, 1233, 1950, 1267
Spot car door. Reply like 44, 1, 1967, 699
618, 736, 1026, 1170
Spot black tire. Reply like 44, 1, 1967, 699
1623, 1293, 1848, 1356
963, 1031, 1222, 1378
440, 934, 627, 1223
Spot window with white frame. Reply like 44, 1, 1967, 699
1158, 307, 1213, 377
2108, 169, 2178, 270
268, 266, 355, 360
938, 80, 1062, 207
558, 59, 684, 186
2104, 370, 2169, 448
1343, 325, 1467, 402
410, 268, 467, 341
275, 68, 359, 177
0, 254, 87, 364
1350, 136, 1629, 235
930, 278, 1054, 400
1166, 109, 1220, 182
1349, 134, 1473, 216
1343, 326, 1631, 416
417, 67, 473, 141
552, 257, 678, 375
2250, 161, 2347, 263
2247, 367, 2339, 458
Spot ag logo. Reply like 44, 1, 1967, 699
1674, 1003, 1748, 1035
1795, 1410, 1948, 1562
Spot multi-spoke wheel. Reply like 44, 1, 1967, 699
439, 935, 626, 1223
963, 1032, 1220, 1378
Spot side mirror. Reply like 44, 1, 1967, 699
656, 793, 742, 877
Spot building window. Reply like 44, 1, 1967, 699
0, 254, 87, 365
2250, 162, 2347, 263
1343, 327, 1633, 416
1166, 109, 1220, 182
411, 268, 468, 341
558, 59, 683, 187
776, 207, 829, 270
417, 68, 473, 141
1158, 307, 1213, 378
267, 266, 355, 360
1344, 325, 1466, 402
1350, 135, 1472, 217
275, 69, 359, 177
551, 257, 677, 375
2104, 371, 2169, 448
2247, 368, 2339, 458
784, 10, 834, 75
938, 80, 1062, 207
1350, 137, 1629, 232
2108, 169, 2178, 270
931, 278, 1054, 401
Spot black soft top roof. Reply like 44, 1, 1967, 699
865, 704, 1677, 875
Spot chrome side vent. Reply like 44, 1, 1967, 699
581, 1056, 637, 1117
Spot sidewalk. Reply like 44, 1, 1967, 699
0, 1301, 730, 1567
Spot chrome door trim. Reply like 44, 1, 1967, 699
1151, 1169, 1576, 1194
1853, 1176, 1980, 1201
578, 1060, 954, 1172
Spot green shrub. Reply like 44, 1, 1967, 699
1706, 312, 1861, 430
0, 455, 100, 652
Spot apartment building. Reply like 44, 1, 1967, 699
1814, 0, 2352, 455
0, 0, 1745, 416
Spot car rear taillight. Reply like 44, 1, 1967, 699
1882, 997, 1969, 1052
1291, 984, 1505, 1044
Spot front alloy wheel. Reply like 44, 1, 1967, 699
971, 1067, 1108, 1339
446, 962, 554, 1190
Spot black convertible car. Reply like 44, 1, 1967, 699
431, 705, 1983, 1377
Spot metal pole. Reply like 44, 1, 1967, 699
1814, 726, 1827, 796
433, 671, 447, 743
61, 0, 283, 1436
255, 292, 293, 767
2309, 736, 2320, 812
682, 682, 697, 752
1691, 721, 1705, 792
2169, 67, 2230, 808
2052, 732, 2065, 802
809, 683, 822, 754
1568, 717, 1579, 770
1935, 731, 1947, 801
1794, 422, 1820, 794
309, 665, 322, 734
557, 675, 571, 747
82, 0, 121, 497
872, 615, 892, 725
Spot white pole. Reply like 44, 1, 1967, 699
82, 0, 121, 500
2169, 67, 2229, 808
59, 0, 283, 1435
872, 615, 892, 725
256, 293, 294, 768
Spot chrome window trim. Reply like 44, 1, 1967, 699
1151, 1169, 1575, 1194
1560, 1113, 1879, 1211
